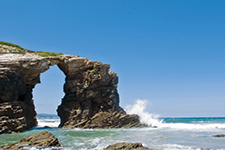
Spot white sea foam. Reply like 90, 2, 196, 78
37, 118, 60, 127
125, 100, 225, 130
125, 99, 163, 127
159, 122, 225, 130
90, 138, 100, 146
162, 144, 194, 150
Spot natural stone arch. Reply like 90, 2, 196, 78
0, 52, 142, 134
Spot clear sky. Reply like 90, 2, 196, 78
1, 0, 225, 117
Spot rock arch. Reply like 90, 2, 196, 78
0, 53, 142, 134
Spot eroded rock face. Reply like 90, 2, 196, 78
0, 50, 142, 134
0, 68, 37, 134
0, 101, 37, 134
57, 57, 122, 127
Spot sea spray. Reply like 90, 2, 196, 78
125, 99, 163, 127
125, 100, 225, 130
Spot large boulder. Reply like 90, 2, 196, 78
0, 130, 61, 149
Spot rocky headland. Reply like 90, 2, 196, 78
0, 42, 143, 134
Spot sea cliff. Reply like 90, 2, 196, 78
0, 42, 142, 134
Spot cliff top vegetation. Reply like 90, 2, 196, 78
0, 41, 25, 53
0, 41, 24, 50
34, 51, 64, 57
0, 41, 63, 57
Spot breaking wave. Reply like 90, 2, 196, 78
125, 99, 163, 127
125, 100, 225, 130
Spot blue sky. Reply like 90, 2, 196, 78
1, 0, 224, 117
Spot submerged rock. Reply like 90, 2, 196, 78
43, 125, 51, 128
0, 130, 61, 149
213, 134, 225, 137
104, 142, 151, 150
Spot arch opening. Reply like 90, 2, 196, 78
33, 65, 65, 127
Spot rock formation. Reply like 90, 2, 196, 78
104, 142, 151, 150
0, 43, 142, 134
0, 130, 60, 149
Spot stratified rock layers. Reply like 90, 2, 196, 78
0, 52, 142, 134
0, 66, 37, 134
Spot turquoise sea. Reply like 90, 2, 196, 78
0, 116, 225, 150
1, 100, 225, 150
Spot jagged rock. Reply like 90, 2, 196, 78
0, 130, 60, 149
104, 142, 151, 150
0, 45, 142, 134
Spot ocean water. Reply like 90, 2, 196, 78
0, 101, 225, 150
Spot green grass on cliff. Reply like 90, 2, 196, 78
0, 41, 24, 50
0, 41, 25, 53
34, 51, 64, 57
0, 41, 64, 56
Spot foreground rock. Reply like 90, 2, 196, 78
104, 142, 151, 150
0, 130, 60, 149
0, 43, 143, 134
